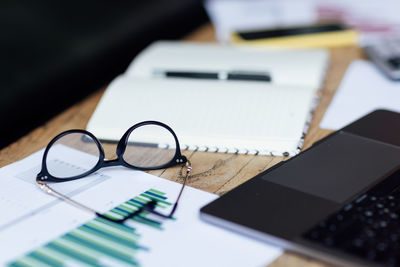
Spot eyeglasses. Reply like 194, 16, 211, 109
36, 121, 191, 223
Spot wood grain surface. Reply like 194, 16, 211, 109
0, 23, 365, 267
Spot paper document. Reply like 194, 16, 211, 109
320, 60, 400, 130
0, 146, 282, 266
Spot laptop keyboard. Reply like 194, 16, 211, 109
303, 168, 400, 266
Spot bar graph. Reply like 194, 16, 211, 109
8, 189, 172, 267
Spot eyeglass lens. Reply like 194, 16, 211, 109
46, 132, 100, 178
123, 124, 177, 168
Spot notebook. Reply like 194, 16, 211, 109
87, 41, 329, 156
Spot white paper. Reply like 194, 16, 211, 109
0, 146, 282, 266
204, 0, 400, 46
320, 60, 400, 130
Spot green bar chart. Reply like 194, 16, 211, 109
8, 189, 172, 267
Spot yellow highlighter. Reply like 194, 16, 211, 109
230, 24, 358, 48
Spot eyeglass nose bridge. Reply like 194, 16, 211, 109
102, 158, 121, 167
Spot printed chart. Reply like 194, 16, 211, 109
8, 189, 171, 267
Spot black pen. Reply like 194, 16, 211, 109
153, 70, 271, 82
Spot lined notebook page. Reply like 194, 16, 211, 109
87, 76, 316, 156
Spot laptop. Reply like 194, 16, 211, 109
200, 109, 400, 267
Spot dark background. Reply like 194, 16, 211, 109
0, 0, 207, 149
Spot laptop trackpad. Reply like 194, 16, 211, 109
263, 131, 400, 204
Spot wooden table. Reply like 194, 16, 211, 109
0, 24, 365, 266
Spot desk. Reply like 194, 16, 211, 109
0, 24, 365, 266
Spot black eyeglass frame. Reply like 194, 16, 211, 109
37, 120, 187, 183
35, 120, 191, 223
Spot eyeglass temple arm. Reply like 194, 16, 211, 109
36, 160, 192, 223
175, 160, 192, 208
166, 160, 192, 217
36, 180, 121, 222
119, 160, 192, 221
137, 160, 192, 219
36, 180, 99, 215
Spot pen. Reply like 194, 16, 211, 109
153, 70, 271, 82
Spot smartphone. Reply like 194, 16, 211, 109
230, 24, 358, 48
